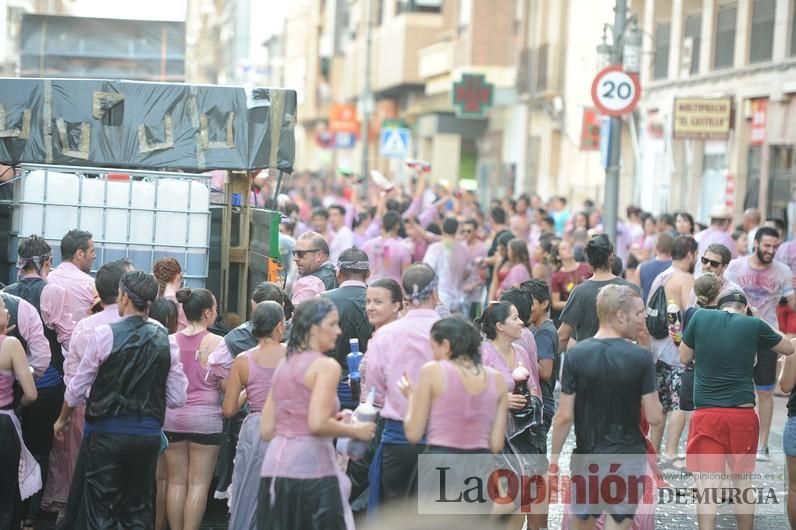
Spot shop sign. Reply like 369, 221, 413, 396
673, 97, 732, 139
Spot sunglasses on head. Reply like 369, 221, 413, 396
700, 256, 723, 268
293, 249, 322, 258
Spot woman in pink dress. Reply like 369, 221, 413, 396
0, 300, 39, 530
400, 315, 507, 453
480, 301, 547, 530
153, 257, 190, 332
223, 301, 286, 530
163, 288, 223, 530
258, 298, 376, 530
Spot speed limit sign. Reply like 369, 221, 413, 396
591, 65, 641, 116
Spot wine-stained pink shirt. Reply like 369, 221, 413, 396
65, 304, 120, 385
364, 309, 440, 421
6, 295, 51, 377
362, 236, 412, 284
64, 316, 187, 410
47, 262, 97, 335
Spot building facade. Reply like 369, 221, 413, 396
636, 0, 796, 223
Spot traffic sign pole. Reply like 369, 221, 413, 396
589, 0, 633, 249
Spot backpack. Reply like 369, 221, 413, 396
646, 284, 669, 339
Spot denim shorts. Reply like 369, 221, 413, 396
784, 416, 796, 458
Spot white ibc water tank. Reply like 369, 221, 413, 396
17, 170, 80, 240
14, 170, 210, 285
154, 179, 210, 281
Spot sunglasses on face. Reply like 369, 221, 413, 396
293, 249, 322, 258
700, 256, 723, 268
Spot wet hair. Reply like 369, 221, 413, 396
150, 298, 179, 334
705, 243, 732, 265
328, 204, 346, 217
119, 271, 159, 312
675, 212, 695, 234
17, 234, 52, 273
490, 206, 507, 225
499, 288, 532, 325
694, 273, 721, 308
476, 301, 514, 340
287, 297, 338, 354
96, 259, 134, 305
252, 281, 293, 320
60, 229, 92, 261
383, 211, 403, 233
402, 264, 437, 307
521, 278, 551, 309
153, 257, 182, 296
596, 284, 641, 324
585, 234, 613, 270
175, 287, 215, 322
755, 226, 780, 243
671, 236, 698, 261
442, 217, 459, 236
431, 316, 482, 364
369, 278, 404, 309
251, 301, 285, 339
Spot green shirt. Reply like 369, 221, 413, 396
683, 309, 782, 408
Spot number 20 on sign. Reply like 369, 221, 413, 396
591, 65, 641, 117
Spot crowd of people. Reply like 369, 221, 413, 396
2, 168, 796, 530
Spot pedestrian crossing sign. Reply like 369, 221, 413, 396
379, 127, 411, 159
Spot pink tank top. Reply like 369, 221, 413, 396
243, 349, 277, 413
163, 331, 223, 434
426, 361, 499, 450
0, 337, 13, 408
261, 351, 340, 479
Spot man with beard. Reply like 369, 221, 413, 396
725, 226, 796, 460
646, 235, 697, 464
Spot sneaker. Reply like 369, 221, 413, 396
757, 446, 770, 461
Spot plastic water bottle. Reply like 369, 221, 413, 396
667, 300, 682, 346
346, 338, 363, 403
347, 387, 378, 460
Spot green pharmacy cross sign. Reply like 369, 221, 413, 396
452, 74, 494, 118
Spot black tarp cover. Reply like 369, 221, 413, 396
0, 78, 297, 172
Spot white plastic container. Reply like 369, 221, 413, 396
13, 170, 210, 285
